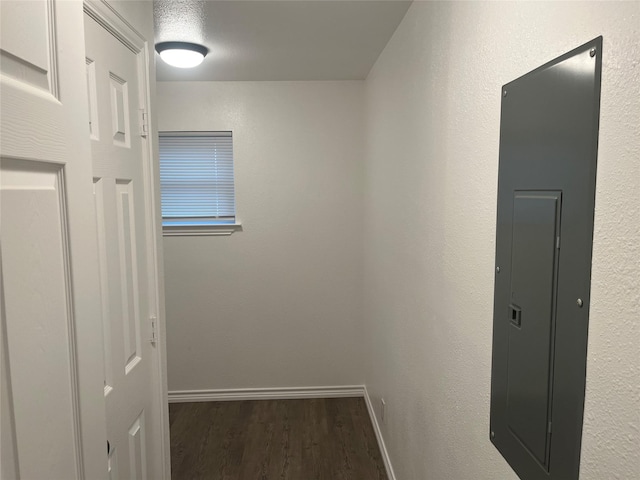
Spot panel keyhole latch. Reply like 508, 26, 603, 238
509, 304, 522, 328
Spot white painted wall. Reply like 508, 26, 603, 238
157, 81, 364, 391
363, 2, 639, 480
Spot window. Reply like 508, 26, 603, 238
158, 131, 239, 236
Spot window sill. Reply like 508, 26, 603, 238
162, 223, 242, 237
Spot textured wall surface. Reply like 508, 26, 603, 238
363, 2, 639, 479
157, 81, 365, 391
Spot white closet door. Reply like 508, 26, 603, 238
1, 1, 107, 479
84, 9, 156, 480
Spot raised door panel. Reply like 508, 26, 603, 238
128, 412, 147, 480
116, 179, 143, 374
0, 0, 67, 165
94, 177, 117, 396
1, 159, 82, 479
0, 0, 56, 94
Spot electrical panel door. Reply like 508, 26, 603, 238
490, 37, 602, 480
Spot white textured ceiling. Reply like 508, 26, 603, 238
154, 0, 412, 81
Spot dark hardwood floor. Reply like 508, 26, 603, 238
169, 397, 388, 480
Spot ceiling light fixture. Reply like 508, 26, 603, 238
155, 41, 208, 68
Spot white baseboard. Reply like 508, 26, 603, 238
167, 384, 396, 480
363, 386, 397, 480
168, 385, 365, 403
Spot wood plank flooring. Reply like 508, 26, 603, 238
169, 397, 388, 480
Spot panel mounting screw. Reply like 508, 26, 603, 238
491, 431, 495, 439
577, 298, 584, 308
496, 266, 500, 273
590, 48, 596, 57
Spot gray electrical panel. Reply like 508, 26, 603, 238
490, 37, 602, 480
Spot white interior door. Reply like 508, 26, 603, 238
84, 8, 157, 480
0, 1, 107, 479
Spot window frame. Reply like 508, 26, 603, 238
158, 131, 241, 236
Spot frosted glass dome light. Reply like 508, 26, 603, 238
156, 42, 208, 69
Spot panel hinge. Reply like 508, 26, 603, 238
548, 421, 553, 434
139, 109, 149, 138
150, 315, 157, 345
556, 236, 561, 249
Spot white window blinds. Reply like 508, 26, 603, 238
159, 132, 235, 226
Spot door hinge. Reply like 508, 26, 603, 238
139, 109, 149, 138
556, 236, 561, 249
548, 421, 553, 434
150, 315, 157, 345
